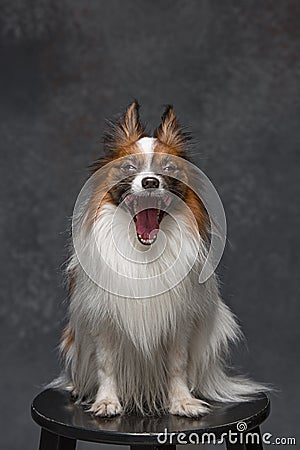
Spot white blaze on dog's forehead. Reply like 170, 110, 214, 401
137, 137, 157, 170
133, 137, 162, 191
136, 137, 156, 154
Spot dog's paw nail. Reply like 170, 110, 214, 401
88, 399, 122, 417
169, 398, 210, 417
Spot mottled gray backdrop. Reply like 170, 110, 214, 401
0, 1, 299, 449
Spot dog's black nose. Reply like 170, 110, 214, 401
142, 177, 160, 189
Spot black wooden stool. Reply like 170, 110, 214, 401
31, 389, 270, 449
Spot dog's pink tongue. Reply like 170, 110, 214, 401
135, 209, 159, 240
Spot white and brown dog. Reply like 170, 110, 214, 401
54, 102, 266, 417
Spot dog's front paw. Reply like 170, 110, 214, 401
88, 398, 123, 417
169, 397, 210, 417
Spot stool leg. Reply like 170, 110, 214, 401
39, 428, 76, 450
245, 426, 263, 450
39, 429, 58, 450
225, 434, 246, 450
57, 435, 77, 450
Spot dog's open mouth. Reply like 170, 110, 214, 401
123, 193, 172, 245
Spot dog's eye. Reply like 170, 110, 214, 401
163, 165, 177, 173
121, 164, 137, 173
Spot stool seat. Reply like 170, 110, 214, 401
31, 389, 270, 449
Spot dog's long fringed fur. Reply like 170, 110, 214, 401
51, 102, 269, 417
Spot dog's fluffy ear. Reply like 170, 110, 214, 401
121, 101, 144, 141
90, 101, 145, 173
154, 105, 190, 152
103, 101, 145, 152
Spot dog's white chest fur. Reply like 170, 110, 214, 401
70, 204, 209, 352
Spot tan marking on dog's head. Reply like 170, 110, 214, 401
154, 106, 208, 237
86, 102, 148, 226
